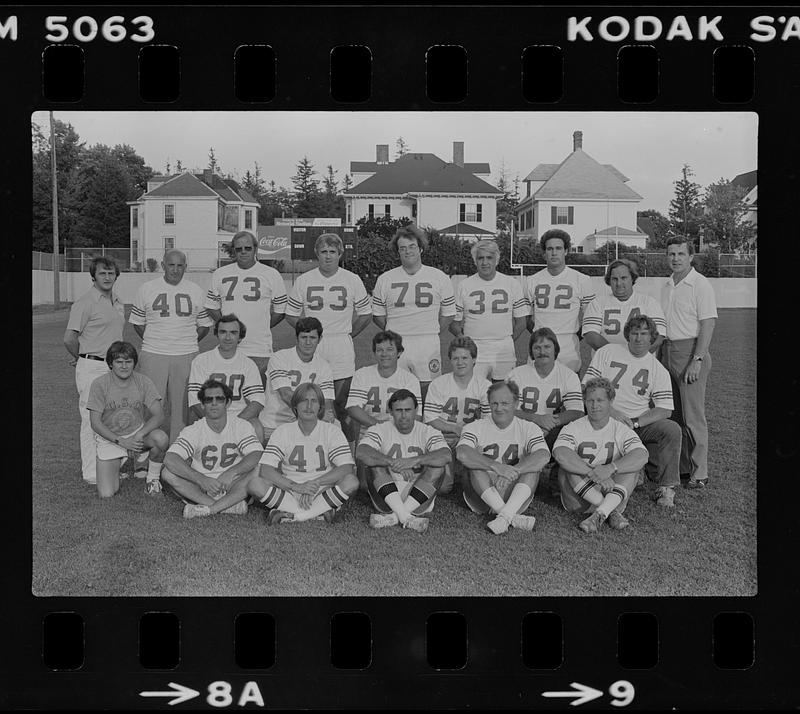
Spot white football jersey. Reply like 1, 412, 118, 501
168, 417, 262, 478
260, 347, 335, 429
286, 267, 371, 336
188, 347, 265, 418
524, 266, 595, 336
583, 343, 674, 419
554, 416, 645, 467
129, 278, 212, 355
205, 262, 287, 358
454, 272, 529, 341
346, 364, 421, 417
457, 417, 549, 464
423, 373, 491, 426
508, 362, 584, 416
360, 420, 448, 475
372, 265, 456, 337
260, 420, 354, 484
582, 291, 667, 345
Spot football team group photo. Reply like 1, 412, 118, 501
32, 112, 756, 596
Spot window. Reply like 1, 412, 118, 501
346, 203, 352, 225
368, 204, 375, 220
572, 245, 584, 253
551, 206, 574, 225
132, 207, 138, 228
164, 203, 175, 224
412, 203, 417, 218
132, 240, 139, 259
163, 236, 175, 251
459, 203, 482, 223
245, 209, 253, 230
384, 204, 391, 218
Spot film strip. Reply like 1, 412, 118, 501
9, 4, 797, 710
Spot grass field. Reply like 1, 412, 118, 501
32, 308, 756, 597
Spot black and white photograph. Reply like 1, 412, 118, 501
32, 110, 757, 597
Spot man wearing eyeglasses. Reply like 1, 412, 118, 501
205, 231, 288, 383
372, 225, 456, 401
162, 378, 263, 518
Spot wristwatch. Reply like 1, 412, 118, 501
692, 354, 704, 362
631, 418, 640, 430
113, 437, 120, 444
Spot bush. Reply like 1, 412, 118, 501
146, 258, 158, 272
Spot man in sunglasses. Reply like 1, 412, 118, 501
162, 378, 263, 518
205, 230, 288, 384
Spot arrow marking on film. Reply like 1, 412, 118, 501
139, 682, 200, 706
542, 682, 604, 707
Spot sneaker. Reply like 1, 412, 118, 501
321, 509, 335, 524
145, 479, 162, 496
511, 514, 536, 531
266, 509, 294, 525
402, 515, 429, 533
134, 451, 150, 476
654, 486, 675, 507
369, 512, 399, 529
606, 511, 630, 530
487, 514, 510, 535
183, 504, 211, 519
221, 500, 248, 515
579, 510, 607, 533
687, 478, 707, 490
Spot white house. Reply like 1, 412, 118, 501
343, 142, 501, 239
731, 170, 757, 228
128, 170, 260, 270
515, 131, 647, 252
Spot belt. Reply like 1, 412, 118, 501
79, 353, 105, 361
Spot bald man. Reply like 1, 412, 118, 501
130, 250, 213, 446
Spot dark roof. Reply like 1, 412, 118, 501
731, 170, 757, 193
146, 173, 218, 198
525, 163, 628, 183
438, 223, 496, 235
344, 153, 501, 195
534, 150, 642, 200
636, 217, 655, 239
352, 160, 490, 174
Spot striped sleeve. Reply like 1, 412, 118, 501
579, 273, 596, 305
187, 358, 204, 405
352, 276, 372, 316
238, 432, 263, 456
196, 308, 214, 328
453, 283, 465, 322
371, 276, 387, 316
168, 435, 195, 460
267, 353, 291, 390
204, 277, 222, 310
129, 286, 147, 325
270, 271, 288, 314
553, 426, 577, 451
582, 350, 606, 383
328, 429, 355, 466
359, 427, 383, 451
525, 432, 549, 456
650, 364, 674, 410
621, 432, 645, 455
563, 371, 585, 412
456, 426, 479, 450
439, 273, 457, 316
422, 380, 443, 423
346, 370, 368, 409
425, 429, 448, 452
260, 443, 285, 467
581, 298, 602, 333
317, 363, 335, 400
285, 281, 304, 317
511, 279, 531, 318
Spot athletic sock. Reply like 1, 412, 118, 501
146, 460, 162, 482
499, 483, 532, 520
403, 480, 437, 515
259, 485, 301, 515
574, 476, 604, 506
380, 485, 412, 523
293, 485, 350, 522
480, 486, 506, 514
596, 484, 628, 517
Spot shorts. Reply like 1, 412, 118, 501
472, 337, 516, 381
461, 468, 533, 514
367, 469, 436, 515
317, 334, 356, 381
95, 429, 139, 461
397, 334, 442, 382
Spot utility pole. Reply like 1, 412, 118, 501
50, 111, 60, 308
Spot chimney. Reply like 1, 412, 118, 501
573, 131, 583, 151
376, 144, 389, 164
453, 141, 464, 167
203, 168, 213, 184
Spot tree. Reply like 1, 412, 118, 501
342, 174, 353, 192
395, 137, 410, 158
701, 178, 756, 253
668, 164, 704, 246
291, 156, 322, 217
495, 158, 518, 234
637, 209, 671, 249
175, 159, 184, 173
111, 143, 154, 193
208, 147, 219, 173
241, 162, 267, 201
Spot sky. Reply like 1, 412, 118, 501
32, 111, 757, 215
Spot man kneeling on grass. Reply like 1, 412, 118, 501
357, 389, 452, 533
204, 383, 358, 524
163, 379, 263, 518
553, 377, 649, 533
456, 380, 550, 535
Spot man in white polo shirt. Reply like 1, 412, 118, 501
63, 255, 125, 484
660, 236, 717, 489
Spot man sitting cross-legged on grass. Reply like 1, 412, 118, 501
456, 380, 551, 535
87, 341, 169, 498
553, 377, 649, 533
357, 389, 452, 533
163, 379, 263, 519
205, 383, 358, 524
